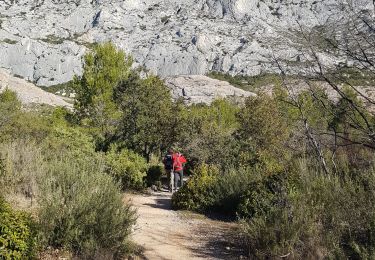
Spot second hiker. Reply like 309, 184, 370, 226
173, 151, 187, 192
162, 148, 175, 192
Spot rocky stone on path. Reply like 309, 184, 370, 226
165, 75, 255, 104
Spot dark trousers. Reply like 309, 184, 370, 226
174, 170, 183, 190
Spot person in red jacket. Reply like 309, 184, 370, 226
173, 152, 187, 191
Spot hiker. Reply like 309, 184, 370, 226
173, 152, 187, 191
162, 148, 175, 192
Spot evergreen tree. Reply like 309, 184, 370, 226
115, 74, 173, 161
72, 42, 133, 138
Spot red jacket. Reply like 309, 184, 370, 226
173, 153, 187, 171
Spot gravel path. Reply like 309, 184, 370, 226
126, 192, 245, 260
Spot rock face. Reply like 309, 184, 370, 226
0, 69, 72, 108
0, 0, 373, 86
165, 75, 255, 104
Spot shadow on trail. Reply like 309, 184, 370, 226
202, 211, 237, 222
143, 197, 171, 210
189, 224, 247, 260
142, 191, 173, 210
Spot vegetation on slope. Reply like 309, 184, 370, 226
1, 32, 375, 259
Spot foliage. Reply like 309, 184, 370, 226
172, 164, 219, 212
43, 126, 97, 161
72, 42, 133, 138
176, 99, 239, 169
0, 90, 47, 143
329, 87, 374, 152
105, 146, 148, 190
237, 173, 286, 219
207, 167, 254, 214
145, 165, 164, 188
0, 141, 44, 199
0, 90, 137, 258
330, 67, 375, 87
39, 81, 74, 96
169, 82, 375, 258
3, 40, 375, 259
0, 197, 37, 259
238, 158, 375, 259
172, 165, 257, 216
37, 151, 136, 258
310, 168, 375, 259
115, 74, 173, 161
236, 94, 290, 172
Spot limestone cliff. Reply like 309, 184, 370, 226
0, 0, 373, 86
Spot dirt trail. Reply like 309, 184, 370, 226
126, 192, 245, 260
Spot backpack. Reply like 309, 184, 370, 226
164, 154, 173, 170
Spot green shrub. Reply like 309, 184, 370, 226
204, 168, 254, 215
172, 166, 256, 216
0, 141, 44, 198
238, 170, 321, 259
145, 165, 164, 188
313, 169, 375, 259
175, 99, 239, 168
239, 160, 375, 259
172, 164, 219, 212
0, 197, 37, 259
37, 153, 136, 258
0, 126, 137, 258
0, 90, 55, 143
105, 146, 147, 190
237, 173, 286, 219
240, 203, 321, 259
43, 126, 97, 160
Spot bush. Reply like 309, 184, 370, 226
43, 126, 97, 160
237, 173, 286, 219
105, 146, 147, 190
238, 170, 321, 259
172, 164, 219, 212
0, 90, 51, 143
175, 99, 239, 169
0, 141, 44, 199
239, 160, 375, 259
172, 165, 256, 216
0, 197, 37, 259
209, 168, 255, 215
37, 153, 136, 258
145, 165, 164, 188
314, 169, 375, 259
240, 203, 321, 259
0, 123, 137, 258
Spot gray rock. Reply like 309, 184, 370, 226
0, 68, 72, 108
0, 0, 372, 86
165, 75, 255, 104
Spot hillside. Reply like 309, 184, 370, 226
0, 0, 372, 86
1, 1, 375, 259
0, 68, 72, 108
